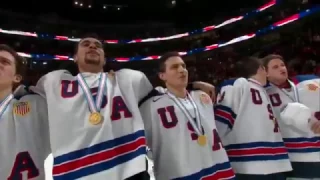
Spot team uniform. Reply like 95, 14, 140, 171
214, 78, 292, 179
140, 90, 235, 180
33, 69, 153, 180
266, 75, 320, 178
0, 92, 50, 180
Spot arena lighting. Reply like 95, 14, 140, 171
0, 0, 277, 44
16, 7, 320, 62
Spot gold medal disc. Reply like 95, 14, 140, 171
197, 135, 207, 146
89, 112, 103, 125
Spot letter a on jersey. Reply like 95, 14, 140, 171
7, 152, 39, 180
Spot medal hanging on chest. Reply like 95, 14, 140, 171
89, 112, 103, 125
167, 92, 207, 146
197, 134, 207, 146
77, 73, 107, 125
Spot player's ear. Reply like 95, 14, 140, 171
13, 74, 22, 84
262, 66, 269, 77
158, 72, 166, 81
73, 55, 78, 63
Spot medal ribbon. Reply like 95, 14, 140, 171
77, 73, 107, 113
166, 91, 203, 135
0, 94, 14, 120
272, 80, 300, 103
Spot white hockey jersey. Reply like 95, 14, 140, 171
0, 94, 50, 180
214, 78, 292, 175
266, 75, 320, 162
34, 69, 153, 180
140, 90, 235, 180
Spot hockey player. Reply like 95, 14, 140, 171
32, 35, 215, 180
0, 44, 50, 179
139, 52, 235, 180
263, 54, 320, 179
214, 57, 292, 180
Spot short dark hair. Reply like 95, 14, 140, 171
0, 44, 27, 79
74, 33, 102, 54
158, 51, 181, 72
262, 54, 284, 70
238, 56, 263, 78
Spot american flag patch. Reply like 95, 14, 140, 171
14, 102, 31, 116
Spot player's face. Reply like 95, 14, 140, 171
160, 56, 188, 88
75, 38, 105, 67
266, 58, 288, 84
0, 51, 20, 88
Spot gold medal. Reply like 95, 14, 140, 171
89, 112, 103, 125
197, 135, 207, 146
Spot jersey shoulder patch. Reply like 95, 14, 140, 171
191, 90, 212, 105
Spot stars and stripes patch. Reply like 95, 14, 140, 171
13, 101, 31, 116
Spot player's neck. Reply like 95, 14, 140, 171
78, 65, 103, 74
272, 79, 290, 88
166, 85, 187, 98
250, 75, 265, 86
0, 86, 12, 102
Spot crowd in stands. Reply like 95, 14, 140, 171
0, 0, 312, 58
21, 19, 320, 89
0, 0, 318, 88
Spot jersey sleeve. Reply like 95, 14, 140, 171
134, 72, 153, 102
117, 69, 153, 102
22, 95, 51, 157
33, 73, 49, 98
214, 78, 245, 137
33, 70, 67, 99
139, 99, 154, 148
36, 96, 51, 156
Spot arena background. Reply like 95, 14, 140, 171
0, 0, 319, 179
